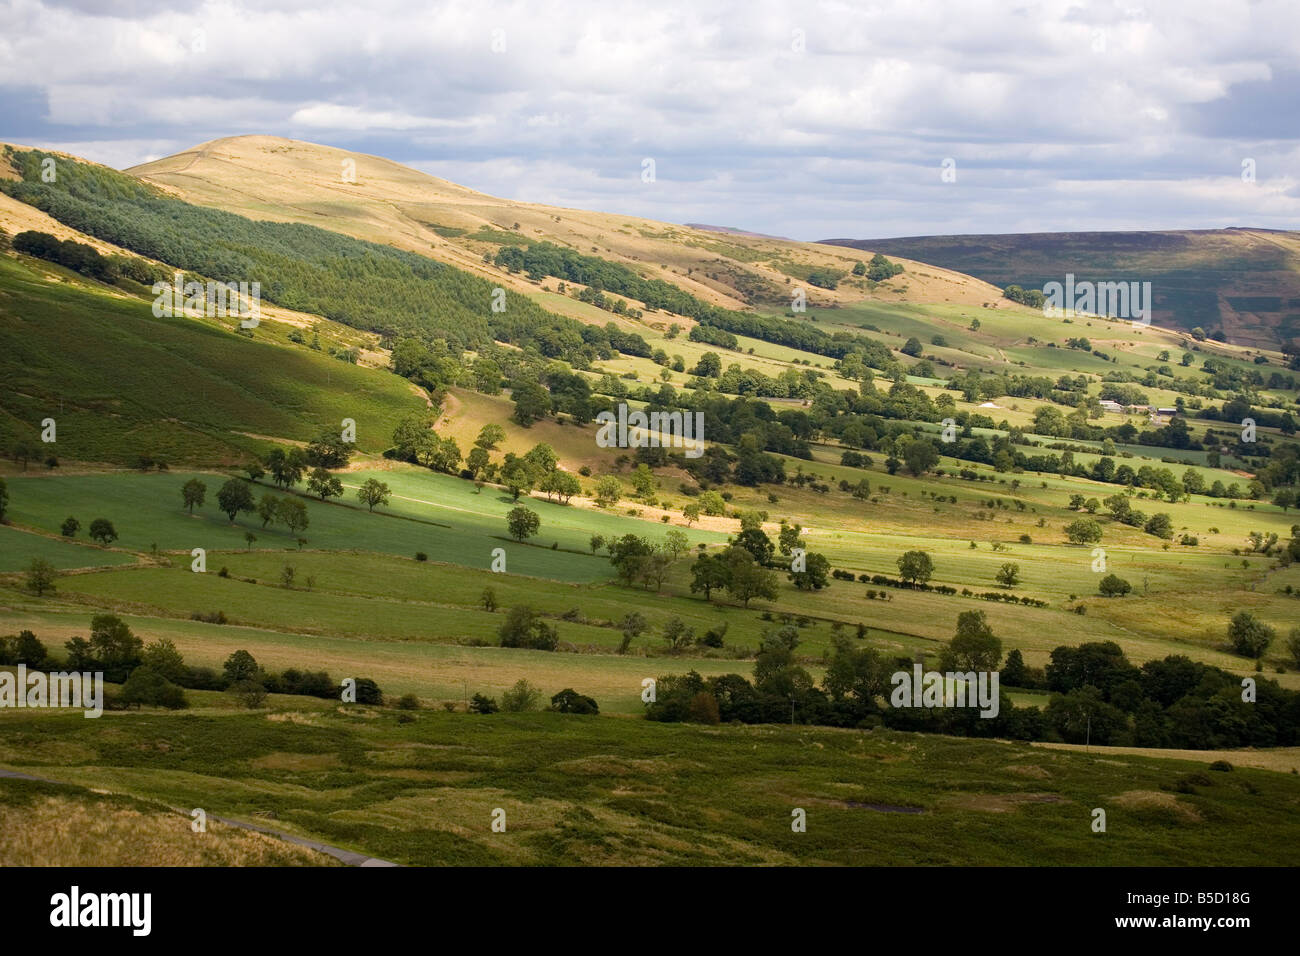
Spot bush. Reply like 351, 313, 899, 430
501, 679, 542, 712
415, 551, 428, 562
1228, 611, 1274, 658
396, 693, 420, 711
498, 605, 559, 651
550, 688, 599, 714
469, 693, 499, 714
1098, 574, 1132, 597
118, 667, 188, 709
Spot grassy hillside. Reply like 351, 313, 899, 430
126, 136, 1002, 323
0, 255, 423, 465
2, 706, 1298, 866
3, 135, 1300, 870
821, 229, 1300, 349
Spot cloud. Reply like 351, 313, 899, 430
0, 0, 1298, 237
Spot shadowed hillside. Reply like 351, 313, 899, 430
821, 229, 1300, 349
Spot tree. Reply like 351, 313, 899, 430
181, 478, 207, 513
1098, 574, 1132, 597
277, 497, 309, 536
939, 611, 1002, 671
735, 527, 775, 564
141, 637, 187, 683
88, 518, 118, 545
307, 467, 344, 501
631, 464, 656, 498
539, 469, 580, 503
903, 440, 939, 476
511, 379, 552, 426
475, 423, 505, 450
60, 516, 80, 538
305, 430, 352, 469
500, 456, 536, 501
244, 462, 265, 482
506, 506, 540, 542
682, 503, 701, 526
618, 611, 648, 647
689, 552, 728, 601
663, 529, 690, 562
119, 667, 188, 709
25, 557, 57, 596
523, 443, 559, 475
257, 493, 280, 528
1227, 611, 1274, 658
466, 446, 491, 479
498, 605, 559, 650
419, 435, 462, 474
231, 679, 267, 708
0, 477, 6, 521
1002, 648, 1030, 687
501, 679, 541, 712
896, 550, 934, 587
1064, 518, 1103, 544
995, 562, 1020, 587
1144, 512, 1174, 540
266, 447, 306, 488
608, 533, 653, 585
357, 478, 391, 512
88, 614, 143, 682
789, 551, 830, 590
223, 649, 262, 685
722, 546, 778, 607
216, 479, 255, 523
699, 490, 727, 516
550, 688, 599, 714
1286, 627, 1300, 668
662, 616, 695, 653
594, 475, 622, 507
901, 336, 923, 357
692, 352, 722, 377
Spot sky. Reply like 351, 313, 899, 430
2, 0, 1299, 241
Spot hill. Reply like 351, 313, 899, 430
126, 136, 1000, 320
820, 229, 1300, 349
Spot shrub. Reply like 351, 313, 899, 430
1228, 611, 1274, 658
1098, 574, 1131, 597
500, 679, 542, 712
549, 688, 599, 714
498, 605, 559, 651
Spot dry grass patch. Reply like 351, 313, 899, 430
0, 794, 337, 866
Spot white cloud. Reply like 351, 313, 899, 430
1, 0, 1298, 236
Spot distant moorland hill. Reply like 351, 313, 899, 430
821, 229, 1300, 350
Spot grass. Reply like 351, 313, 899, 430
0, 781, 337, 866
2, 706, 1298, 866
0, 255, 422, 465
